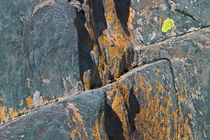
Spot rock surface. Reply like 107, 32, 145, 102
135, 27, 210, 139
0, 60, 179, 139
0, 0, 209, 139
0, 0, 82, 123
0, 91, 106, 140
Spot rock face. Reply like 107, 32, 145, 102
0, 90, 106, 140
0, 0, 209, 139
136, 28, 210, 139
0, 0, 82, 123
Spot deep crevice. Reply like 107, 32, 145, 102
113, 0, 131, 36
74, 7, 94, 83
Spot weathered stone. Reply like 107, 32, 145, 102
0, 90, 107, 140
171, 0, 210, 26
0, 59, 195, 140
129, 0, 202, 46
81, 0, 135, 88
135, 27, 210, 139
0, 0, 209, 139
0, 0, 82, 123
102, 60, 180, 139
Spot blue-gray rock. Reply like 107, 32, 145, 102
135, 27, 210, 139
171, 0, 210, 26
0, 60, 180, 140
0, 0, 82, 123
129, 0, 202, 45
0, 90, 107, 140
101, 60, 179, 139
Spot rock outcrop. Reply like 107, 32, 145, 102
0, 0, 209, 139
0, 0, 82, 122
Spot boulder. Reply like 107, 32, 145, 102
0, 90, 106, 140
136, 27, 210, 139
0, 0, 82, 123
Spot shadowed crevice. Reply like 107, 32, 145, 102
104, 104, 125, 140
74, 10, 94, 81
113, 0, 131, 36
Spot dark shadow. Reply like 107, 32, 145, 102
104, 84, 141, 139
104, 103, 125, 140
113, 0, 131, 36
122, 47, 134, 74
74, 10, 94, 80
89, 0, 108, 59
73, 0, 108, 87
89, 0, 107, 37
128, 87, 140, 134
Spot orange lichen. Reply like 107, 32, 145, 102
27, 83, 31, 88
92, 121, 101, 140
20, 99, 23, 106
84, 0, 135, 87
188, 114, 193, 119
108, 74, 193, 139
204, 130, 206, 138
128, 7, 135, 28
83, 73, 91, 90
9, 108, 18, 118
155, 68, 160, 75
42, 99, 49, 104
72, 116, 76, 123
110, 83, 131, 139
0, 105, 25, 123
0, 105, 7, 122
69, 129, 81, 139
133, 84, 139, 98
134, 76, 174, 139
20, 134, 24, 138
26, 96, 33, 109
72, 105, 88, 139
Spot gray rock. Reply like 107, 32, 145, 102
135, 27, 210, 139
171, 0, 210, 26
130, 0, 202, 45
0, 90, 107, 140
0, 0, 82, 123
0, 60, 179, 140
102, 60, 179, 139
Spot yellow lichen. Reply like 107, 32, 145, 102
162, 18, 175, 32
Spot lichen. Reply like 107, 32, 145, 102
162, 18, 175, 33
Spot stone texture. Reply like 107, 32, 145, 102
129, 0, 202, 46
102, 60, 179, 139
0, 90, 106, 140
82, 0, 135, 88
0, 0, 209, 139
0, 60, 181, 140
0, 0, 82, 123
171, 0, 210, 26
135, 27, 210, 139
